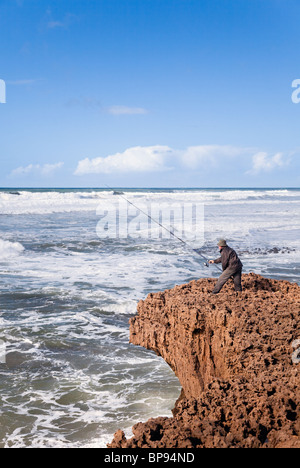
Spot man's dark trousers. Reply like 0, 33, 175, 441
212, 267, 243, 294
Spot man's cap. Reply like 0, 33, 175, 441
218, 239, 227, 247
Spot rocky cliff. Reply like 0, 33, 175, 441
108, 273, 300, 448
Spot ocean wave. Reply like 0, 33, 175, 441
0, 191, 105, 215
0, 189, 299, 215
0, 239, 25, 259
99, 301, 138, 315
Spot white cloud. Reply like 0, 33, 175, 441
64, 100, 147, 115
10, 162, 64, 177
74, 146, 173, 175
74, 145, 254, 176
47, 21, 65, 29
65, 97, 102, 108
40, 162, 64, 175
248, 152, 289, 174
74, 144, 292, 177
107, 105, 148, 116
181, 145, 250, 169
45, 10, 78, 30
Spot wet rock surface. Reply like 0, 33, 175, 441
108, 273, 300, 448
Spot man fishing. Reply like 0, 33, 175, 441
209, 239, 243, 294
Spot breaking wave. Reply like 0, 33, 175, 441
0, 189, 299, 215
0, 239, 25, 259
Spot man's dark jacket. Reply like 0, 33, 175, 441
214, 246, 243, 272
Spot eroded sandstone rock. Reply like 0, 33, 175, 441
108, 274, 300, 448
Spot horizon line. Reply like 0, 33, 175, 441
0, 186, 299, 190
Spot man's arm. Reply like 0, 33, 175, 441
209, 256, 222, 264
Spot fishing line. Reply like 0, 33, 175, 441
104, 185, 222, 272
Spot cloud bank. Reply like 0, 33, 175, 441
11, 162, 64, 177
248, 152, 289, 174
74, 146, 173, 175
107, 106, 148, 116
74, 144, 291, 176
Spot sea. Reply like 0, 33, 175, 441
0, 187, 299, 448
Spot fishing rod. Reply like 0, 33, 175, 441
104, 185, 222, 272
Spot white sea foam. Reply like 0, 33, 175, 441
0, 189, 299, 215
100, 301, 138, 315
0, 238, 25, 259
0, 191, 105, 214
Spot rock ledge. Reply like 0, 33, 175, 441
108, 274, 300, 448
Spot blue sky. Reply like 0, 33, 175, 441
0, 0, 300, 187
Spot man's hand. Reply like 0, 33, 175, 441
209, 260, 214, 264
